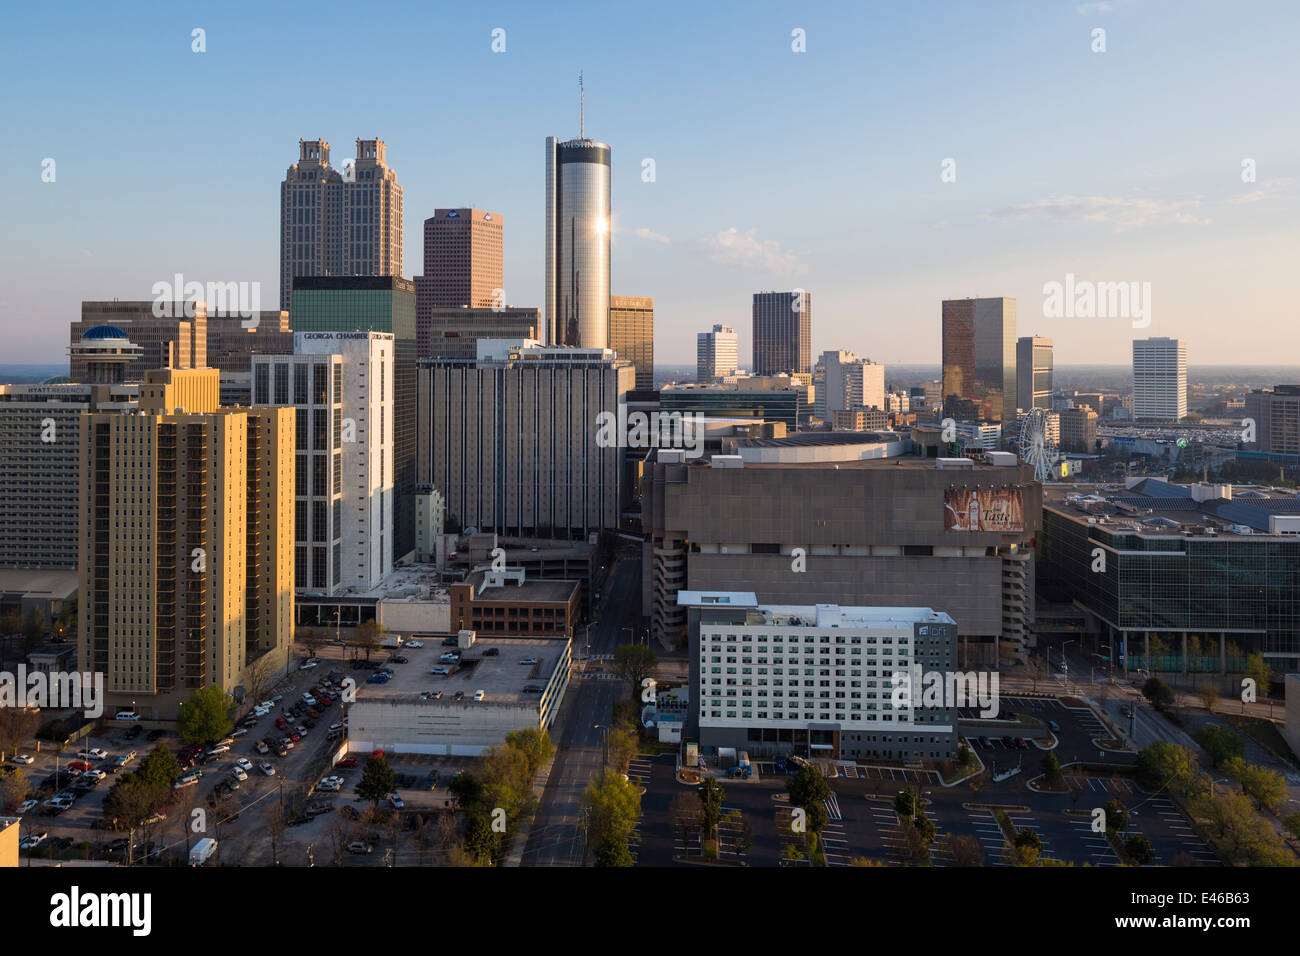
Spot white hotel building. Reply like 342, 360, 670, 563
254, 330, 394, 594
680, 592, 959, 762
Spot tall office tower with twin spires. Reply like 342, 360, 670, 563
544, 131, 612, 349
279, 138, 404, 310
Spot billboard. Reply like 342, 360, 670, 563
944, 488, 1024, 532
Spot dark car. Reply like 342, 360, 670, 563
1001, 736, 1016, 747
441, 637, 458, 647
388, 656, 408, 664
979, 736, 993, 748
483, 648, 500, 657
341, 805, 360, 820
1047, 720, 1061, 733
1015, 738, 1029, 749
337, 757, 358, 769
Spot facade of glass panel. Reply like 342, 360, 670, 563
1039, 507, 1300, 670
545, 137, 612, 349
752, 291, 812, 376
291, 276, 416, 561
942, 297, 1016, 426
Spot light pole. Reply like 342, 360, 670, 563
593, 723, 609, 770
1061, 640, 1075, 677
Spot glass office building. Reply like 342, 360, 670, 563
291, 276, 417, 561
545, 137, 611, 349
1038, 488, 1300, 672
942, 297, 1016, 426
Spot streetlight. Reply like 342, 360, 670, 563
1061, 640, 1075, 676
593, 723, 609, 769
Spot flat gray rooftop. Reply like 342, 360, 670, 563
356, 636, 568, 706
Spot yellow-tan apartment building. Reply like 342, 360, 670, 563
78, 368, 293, 718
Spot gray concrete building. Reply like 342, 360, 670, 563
419, 339, 634, 539
642, 437, 1041, 666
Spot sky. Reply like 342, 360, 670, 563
2, 0, 1298, 368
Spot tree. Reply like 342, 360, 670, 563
298, 627, 322, 658
949, 834, 984, 867
176, 685, 235, 747
1026, 654, 1046, 692
357, 754, 397, 808
787, 763, 831, 812
1282, 812, 1300, 842
0, 706, 38, 762
613, 644, 657, 699
1041, 751, 1062, 783
1146, 634, 1171, 678
448, 771, 484, 811
607, 727, 637, 775
956, 741, 975, 768
1102, 799, 1129, 835
1223, 757, 1288, 813
136, 745, 181, 790
356, 619, 382, 660
1141, 677, 1175, 712
0, 767, 28, 810
1192, 725, 1246, 768
503, 727, 554, 780
20, 607, 45, 652
580, 769, 641, 867
804, 800, 830, 837
1200, 686, 1221, 713
697, 777, 725, 846
1125, 833, 1155, 866
1136, 741, 1205, 798
893, 788, 919, 819
1243, 653, 1272, 705
103, 773, 168, 828
1014, 829, 1042, 852
1004, 840, 1041, 867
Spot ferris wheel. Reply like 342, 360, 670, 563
1018, 408, 1059, 482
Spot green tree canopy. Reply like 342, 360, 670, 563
356, 754, 397, 807
787, 763, 832, 811
580, 769, 641, 868
136, 744, 181, 789
1191, 725, 1246, 768
176, 685, 235, 747
613, 644, 658, 699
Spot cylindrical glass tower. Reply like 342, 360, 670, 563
545, 136, 611, 349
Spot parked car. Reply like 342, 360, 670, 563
259, 762, 276, 776
406, 641, 424, 649
231, 766, 248, 781
347, 841, 372, 855
441, 637, 458, 647
389, 794, 404, 809
114, 711, 140, 721
1001, 736, 1016, 747
19, 832, 48, 850
483, 648, 500, 657
518, 657, 538, 665
337, 757, 358, 769
389, 656, 408, 664
17, 799, 39, 815
255, 740, 269, 755
1015, 738, 1029, 750
10, 754, 34, 765
79, 748, 109, 761
430, 666, 450, 676
1048, 720, 1061, 733
472, 689, 485, 701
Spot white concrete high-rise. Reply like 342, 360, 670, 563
1132, 337, 1187, 421
697, 324, 738, 383
253, 330, 395, 593
814, 350, 885, 421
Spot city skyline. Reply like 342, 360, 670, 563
5, 1, 1299, 368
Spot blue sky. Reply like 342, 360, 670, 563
3, 0, 1297, 367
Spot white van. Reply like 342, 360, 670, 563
115, 711, 140, 721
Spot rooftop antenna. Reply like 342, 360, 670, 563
579, 70, 584, 139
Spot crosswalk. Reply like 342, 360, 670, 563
824, 794, 842, 821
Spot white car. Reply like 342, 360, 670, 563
259, 763, 275, 776
115, 711, 140, 721
301, 694, 317, 707
318, 775, 344, 792
230, 729, 248, 739
406, 641, 424, 649
430, 666, 450, 676
10, 754, 34, 765
17, 799, 38, 815
472, 689, 485, 701
299, 661, 318, 671
19, 832, 47, 850
518, 657, 538, 665
389, 794, 404, 809
235, 757, 252, 771
80, 748, 109, 761
231, 766, 248, 781
81, 769, 107, 782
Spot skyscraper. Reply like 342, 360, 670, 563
291, 277, 416, 562
609, 295, 654, 389
697, 324, 738, 384
1132, 337, 1187, 421
420, 339, 634, 539
254, 331, 395, 594
279, 138, 404, 310
417, 208, 503, 310
544, 136, 611, 348
78, 368, 293, 717
1016, 335, 1053, 413
752, 291, 811, 376
941, 297, 1016, 425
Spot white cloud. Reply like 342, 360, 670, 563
1227, 177, 1295, 205
704, 227, 807, 276
632, 227, 671, 244
982, 193, 1211, 231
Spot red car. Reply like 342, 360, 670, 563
67, 761, 90, 773
336, 757, 358, 769
275, 718, 289, 730
288, 732, 301, 742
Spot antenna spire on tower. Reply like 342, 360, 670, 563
579, 70, 584, 139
